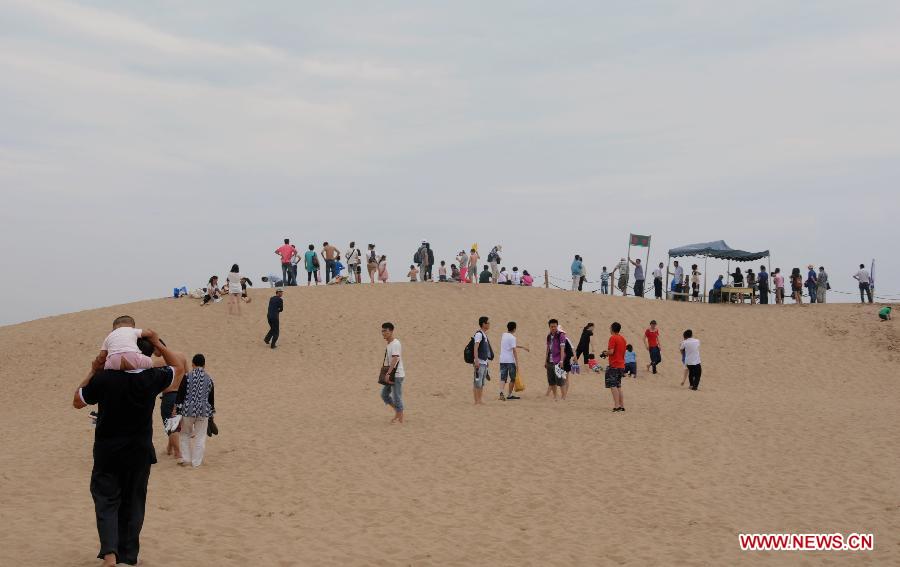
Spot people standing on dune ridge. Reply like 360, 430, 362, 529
758, 265, 770, 304
457, 250, 469, 283
613, 257, 629, 295
790, 268, 803, 304
853, 263, 873, 304
630, 258, 645, 297
346, 242, 362, 284
488, 245, 502, 284
772, 268, 785, 304
379, 322, 405, 424
366, 244, 378, 284
321, 242, 341, 283
653, 262, 664, 299
600, 266, 610, 295
378, 255, 389, 283
424, 243, 435, 282
817, 266, 829, 303
571, 255, 583, 291
806, 264, 818, 304
226, 264, 243, 316
468, 248, 481, 284
275, 238, 293, 287
670, 261, 684, 300
305, 244, 319, 286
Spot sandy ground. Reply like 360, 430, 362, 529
0, 283, 898, 566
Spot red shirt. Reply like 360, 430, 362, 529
276, 244, 294, 263
644, 328, 659, 348
608, 334, 627, 369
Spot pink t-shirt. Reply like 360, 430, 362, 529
773, 273, 784, 288
102, 327, 142, 355
276, 244, 293, 263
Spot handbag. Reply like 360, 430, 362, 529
206, 416, 218, 437
513, 371, 526, 392
378, 349, 397, 385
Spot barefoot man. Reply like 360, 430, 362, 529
380, 322, 405, 423
73, 332, 186, 567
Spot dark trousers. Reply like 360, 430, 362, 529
759, 283, 769, 304
91, 464, 151, 565
654, 278, 663, 299
265, 316, 280, 347
281, 263, 292, 286
578, 276, 585, 292
649, 346, 661, 373
808, 285, 817, 303
687, 364, 702, 390
860, 282, 873, 303
288, 265, 298, 286
634, 279, 645, 297
325, 259, 336, 282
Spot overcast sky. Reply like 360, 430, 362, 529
1, 0, 898, 325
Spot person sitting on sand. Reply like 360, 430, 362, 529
479, 265, 492, 284
407, 264, 419, 282
99, 315, 156, 370
879, 306, 892, 321
438, 261, 448, 282
624, 344, 637, 378
521, 270, 534, 286
240, 277, 253, 303
201, 275, 220, 305
450, 263, 460, 282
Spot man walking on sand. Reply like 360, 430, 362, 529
499, 321, 529, 400
545, 319, 570, 400
680, 329, 702, 390
380, 322, 405, 423
264, 288, 283, 349
643, 320, 662, 374
321, 241, 341, 283
472, 316, 493, 405
603, 322, 627, 411
73, 332, 187, 567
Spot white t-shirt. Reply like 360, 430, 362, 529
511, 271, 521, 285
674, 265, 684, 280
680, 338, 701, 366
346, 249, 361, 265
652, 268, 662, 280
102, 327, 142, 355
384, 339, 405, 378
499, 332, 517, 364
498, 271, 508, 284
855, 269, 870, 284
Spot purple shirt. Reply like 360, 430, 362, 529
547, 331, 567, 364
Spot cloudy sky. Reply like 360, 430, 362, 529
1, 0, 898, 325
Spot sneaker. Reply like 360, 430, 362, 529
499, 393, 506, 401
507, 395, 520, 400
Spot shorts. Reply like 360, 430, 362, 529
159, 391, 178, 433
105, 351, 153, 371
605, 367, 624, 388
473, 364, 490, 389
546, 364, 567, 387
499, 363, 517, 382
624, 362, 637, 376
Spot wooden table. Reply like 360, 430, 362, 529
720, 286, 753, 304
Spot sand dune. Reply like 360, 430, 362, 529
0, 284, 897, 566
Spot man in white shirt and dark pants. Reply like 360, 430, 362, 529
380, 322, 405, 423
680, 329, 702, 391
853, 264, 873, 304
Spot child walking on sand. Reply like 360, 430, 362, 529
100, 315, 155, 370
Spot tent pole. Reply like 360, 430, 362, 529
645, 237, 651, 296
704, 255, 708, 303
665, 255, 671, 300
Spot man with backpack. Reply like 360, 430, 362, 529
414, 241, 429, 282
466, 316, 493, 405
545, 319, 571, 401
424, 243, 435, 281
345, 242, 362, 284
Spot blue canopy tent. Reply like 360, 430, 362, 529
666, 240, 770, 300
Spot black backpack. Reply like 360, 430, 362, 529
463, 337, 475, 364
413, 250, 421, 264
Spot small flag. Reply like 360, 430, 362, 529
630, 234, 651, 247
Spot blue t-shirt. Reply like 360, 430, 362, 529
625, 351, 636, 364
713, 279, 724, 290
571, 260, 583, 276
335, 261, 344, 276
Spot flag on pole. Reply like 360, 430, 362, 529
630, 234, 651, 247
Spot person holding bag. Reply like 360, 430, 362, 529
378, 322, 405, 424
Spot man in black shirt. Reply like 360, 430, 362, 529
73, 331, 186, 567
264, 287, 284, 349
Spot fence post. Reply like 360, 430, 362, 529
544, 270, 549, 289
